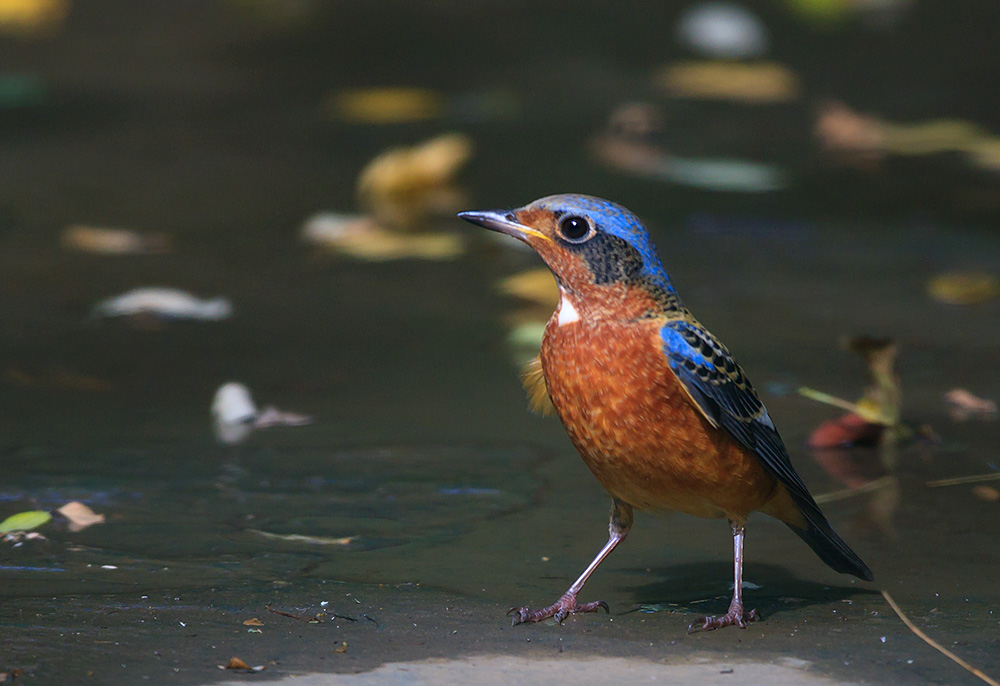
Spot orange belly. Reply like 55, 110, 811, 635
541, 316, 777, 520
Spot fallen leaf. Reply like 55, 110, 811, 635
222, 657, 263, 672
242, 617, 264, 626
306, 220, 464, 261
655, 61, 801, 103
357, 133, 473, 230
0, 0, 68, 34
0, 510, 52, 535
61, 225, 170, 255
57, 501, 105, 532
329, 87, 445, 124
333, 642, 348, 654
808, 412, 883, 449
944, 388, 998, 421
927, 272, 1000, 305
972, 485, 1000, 502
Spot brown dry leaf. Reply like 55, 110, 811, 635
0, 668, 24, 682
61, 225, 170, 255
242, 617, 264, 626
972, 485, 1000, 502
333, 642, 348, 654
222, 657, 264, 672
815, 100, 886, 157
4, 366, 112, 392
57, 501, 105, 532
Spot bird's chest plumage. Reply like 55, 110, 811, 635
540, 309, 774, 518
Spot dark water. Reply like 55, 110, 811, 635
2, 2, 1000, 684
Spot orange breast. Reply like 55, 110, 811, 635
541, 315, 777, 520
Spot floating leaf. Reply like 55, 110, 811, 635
330, 87, 445, 124
927, 272, 999, 305
972, 486, 1000, 502
944, 388, 998, 421
57, 501, 105, 532
357, 133, 473, 230
655, 61, 800, 103
0, 510, 51, 534
61, 225, 170, 255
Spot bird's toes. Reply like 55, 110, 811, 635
507, 607, 530, 625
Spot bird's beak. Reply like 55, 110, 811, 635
457, 209, 551, 244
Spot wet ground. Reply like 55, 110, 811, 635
2, 1, 1000, 684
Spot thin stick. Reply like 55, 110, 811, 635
925, 473, 1000, 488
797, 387, 864, 413
881, 590, 999, 686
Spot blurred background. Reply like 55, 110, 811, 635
1, 1, 999, 684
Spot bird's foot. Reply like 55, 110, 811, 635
507, 592, 609, 625
688, 606, 759, 633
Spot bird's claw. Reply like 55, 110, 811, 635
688, 607, 759, 633
507, 595, 609, 625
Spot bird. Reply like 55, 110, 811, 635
458, 194, 873, 631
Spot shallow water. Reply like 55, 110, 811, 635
2, 2, 1000, 685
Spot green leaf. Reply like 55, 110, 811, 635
0, 510, 52, 534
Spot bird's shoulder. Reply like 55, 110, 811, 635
653, 312, 767, 427
653, 312, 821, 510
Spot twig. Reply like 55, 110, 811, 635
881, 590, 999, 686
265, 604, 357, 623
925, 473, 1000, 488
265, 604, 320, 623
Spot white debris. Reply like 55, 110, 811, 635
94, 288, 232, 320
676, 2, 769, 59
211, 382, 313, 445
301, 212, 372, 245
212, 382, 257, 445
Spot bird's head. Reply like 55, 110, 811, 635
460, 194, 678, 315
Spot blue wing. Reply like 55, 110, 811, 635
659, 318, 874, 580
659, 319, 818, 511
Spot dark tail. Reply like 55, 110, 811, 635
787, 515, 873, 581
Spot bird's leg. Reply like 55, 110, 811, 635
689, 520, 760, 632
508, 499, 633, 625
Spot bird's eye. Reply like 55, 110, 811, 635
557, 215, 592, 243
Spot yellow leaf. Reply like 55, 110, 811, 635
0, 510, 51, 534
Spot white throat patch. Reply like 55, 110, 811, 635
557, 290, 581, 326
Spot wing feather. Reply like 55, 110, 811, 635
660, 320, 818, 510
